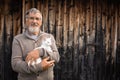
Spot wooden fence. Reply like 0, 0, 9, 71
0, 0, 120, 80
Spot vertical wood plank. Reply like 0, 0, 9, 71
63, 0, 68, 49
79, 0, 84, 50
55, 0, 63, 47
86, 0, 90, 38
73, 1, 80, 79
112, 4, 118, 63
42, 0, 48, 32
0, 14, 4, 80
22, 0, 25, 32
68, 0, 74, 47
48, 0, 56, 34
73, 0, 79, 46
5, 15, 12, 43
105, 1, 110, 58
25, 0, 32, 11
118, 4, 120, 40
36, 0, 41, 10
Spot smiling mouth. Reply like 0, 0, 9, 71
31, 23, 38, 27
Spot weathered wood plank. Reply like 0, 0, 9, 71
55, 0, 63, 47
5, 15, 12, 43
41, 0, 48, 32
105, 2, 111, 58
0, 14, 4, 80
118, 4, 120, 40
25, 0, 32, 11
86, 0, 90, 38
0, 0, 120, 80
79, 1, 85, 50
111, 4, 118, 63
68, 0, 74, 47
13, 13, 21, 36
48, 0, 56, 34
63, 0, 68, 49
73, 0, 79, 46
22, 0, 25, 32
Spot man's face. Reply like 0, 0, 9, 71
26, 12, 42, 35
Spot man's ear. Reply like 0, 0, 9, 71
25, 19, 29, 26
25, 18, 27, 24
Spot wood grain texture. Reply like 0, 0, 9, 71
0, 0, 120, 80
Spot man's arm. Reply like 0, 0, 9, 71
11, 38, 43, 74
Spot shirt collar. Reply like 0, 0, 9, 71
24, 30, 44, 41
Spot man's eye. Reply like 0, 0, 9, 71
29, 17, 41, 21
36, 18, 40, 20
29, 17, 34, 20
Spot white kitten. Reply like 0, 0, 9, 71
28, 37, 52, 66
36, 37, 52, 52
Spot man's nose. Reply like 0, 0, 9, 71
32, 18, 37, 22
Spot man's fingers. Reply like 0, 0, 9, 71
43, 57, 55, 64
41, 58, 55, 70
43, 57, 50, 61
48, 60, 55, 67
47, 60, 55, 66
25, 56, 30, 62
26, 55, 32, 62
48, 60, 55, 64
25, 49, 39, 62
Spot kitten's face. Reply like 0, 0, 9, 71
44, 37, 52, 46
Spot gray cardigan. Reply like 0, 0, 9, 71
11, 31, 60, 80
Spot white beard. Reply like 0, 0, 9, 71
28, 26, 40, 34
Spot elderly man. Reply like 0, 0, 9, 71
11, 8, 60, 80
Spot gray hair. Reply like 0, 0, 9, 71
25, 8, 42, 20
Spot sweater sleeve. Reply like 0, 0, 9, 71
11, 38, 43, 74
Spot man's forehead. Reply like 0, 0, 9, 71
29, 12, 41, 16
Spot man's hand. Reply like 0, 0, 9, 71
25, 49, 40, 63
41, 57, 55, 71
